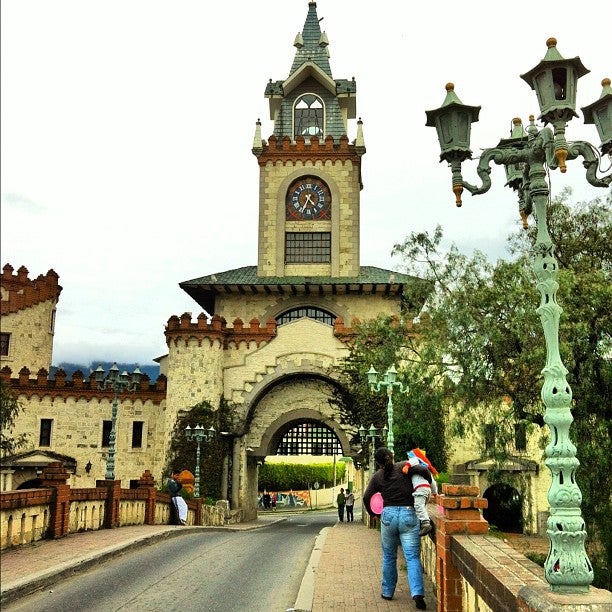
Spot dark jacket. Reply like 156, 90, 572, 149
167, 477, 182, 498
363, 461, 431, 516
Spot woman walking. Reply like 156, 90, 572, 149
363, 447, 431, 610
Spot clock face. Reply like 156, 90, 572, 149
286, 177, 331, 220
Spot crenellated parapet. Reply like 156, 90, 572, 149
254, 134, 363, 167
1, 264, 62, 316
165, 312, 277, 348
0, 366, 167, 403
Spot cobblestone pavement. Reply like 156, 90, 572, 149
310, 520, 436, 611
1, 513, 436, 611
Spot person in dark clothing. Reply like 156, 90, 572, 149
336, 488, 346, 522
363, 447, 431, 610
167, 469, 183, 525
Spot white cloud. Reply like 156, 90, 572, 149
1, 0, 610, 365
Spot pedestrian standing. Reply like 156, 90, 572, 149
336, 487, 346, 522
363, 447, 430, 610
167, 469, 186, 525
345, 488, 355, 522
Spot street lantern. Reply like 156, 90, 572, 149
520, 37, 589, 126
367, 364, 407, 455
95, 363, 142, 480
425, 82, 481, 207
581, 78, 612, 155
425, 38, 611, 593
185, 424, 215, 498
358, 424, 385, 474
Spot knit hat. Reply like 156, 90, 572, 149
403, 448, 438, 476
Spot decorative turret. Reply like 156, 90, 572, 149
262, 0, 357, 143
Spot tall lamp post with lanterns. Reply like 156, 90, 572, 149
425, 38, 611, 593
367, 365, 406, 455
185, 424, 215, 498
358, 423, 386, 474
94, 363, 142, 480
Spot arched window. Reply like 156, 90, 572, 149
294, 94, 324, 139
276, 306, 336, 326
276, 420, 342, 455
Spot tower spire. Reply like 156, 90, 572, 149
289, 1, 332, 78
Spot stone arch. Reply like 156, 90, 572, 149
483, 482, 523, 533
238, 357, 345, 423
253, 407, 351, 458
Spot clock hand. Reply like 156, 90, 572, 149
304, 193, 315, 206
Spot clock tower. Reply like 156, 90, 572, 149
252, 0, 364, 278
173, 1, 428, 516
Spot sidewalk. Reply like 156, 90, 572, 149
0, 513, 436, 611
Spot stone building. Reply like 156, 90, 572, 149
159, 1, 427, 519
1, 1, 552, 533
0, 264, 61, 374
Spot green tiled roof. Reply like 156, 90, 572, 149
181, 265, 422, 287
289, 2, 332, 78
179, 266, 431, 316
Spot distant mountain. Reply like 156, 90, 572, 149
50, 361, 160, 381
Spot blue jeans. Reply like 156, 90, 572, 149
379, 506, 424, 598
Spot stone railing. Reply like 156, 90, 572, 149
0, 462, 241, 550
423, 484, 611, 611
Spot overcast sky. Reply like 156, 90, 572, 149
2, 0, 610, 368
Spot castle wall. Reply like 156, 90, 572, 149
0, 368, 167, 488
1, 302, 56, 374
1, 264, 61, 373
212, 292, 402, 330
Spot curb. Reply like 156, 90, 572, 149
289, 526, 330, 612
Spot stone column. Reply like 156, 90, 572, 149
435, 483, 489, 611
137, 470, 157, 525
40, 462, 71, 539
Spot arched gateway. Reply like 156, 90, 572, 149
161, 2, 428, 518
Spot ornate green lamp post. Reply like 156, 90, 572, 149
358, 423, 386, 473
426, 38, 611, 593
367, 365, 406, 455
185, 424, 215, 498
94, 363, 142, 480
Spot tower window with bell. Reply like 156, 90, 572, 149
294, 94, 324, 138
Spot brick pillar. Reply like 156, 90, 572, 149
40, 462, 71, 539
97, 479, 122, 528
137, 470, 157, 525
435, 483, 489, 612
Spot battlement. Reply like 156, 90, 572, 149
165, 313, 277, 348
165, 312, 359, 348
255, 134, 362, 166
0, 366, 167, 403
1, 264, 62, 316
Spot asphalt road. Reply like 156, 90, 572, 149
5, 510, 337, 612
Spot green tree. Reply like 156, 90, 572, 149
0, 380, 28, 456
390, 190, 611, 588
164, 398, 237, 501
332, 314, 448, 472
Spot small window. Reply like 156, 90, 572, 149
0, 332, 10, 357
294, 94, 324, 139
514, 423, 527, 452
276, 307, 335, 326
102, 420, 112, 447
50, 310, 56, 333
39, 418, 53, 447
285, 232, 331, 263
132, 421, 144, 449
